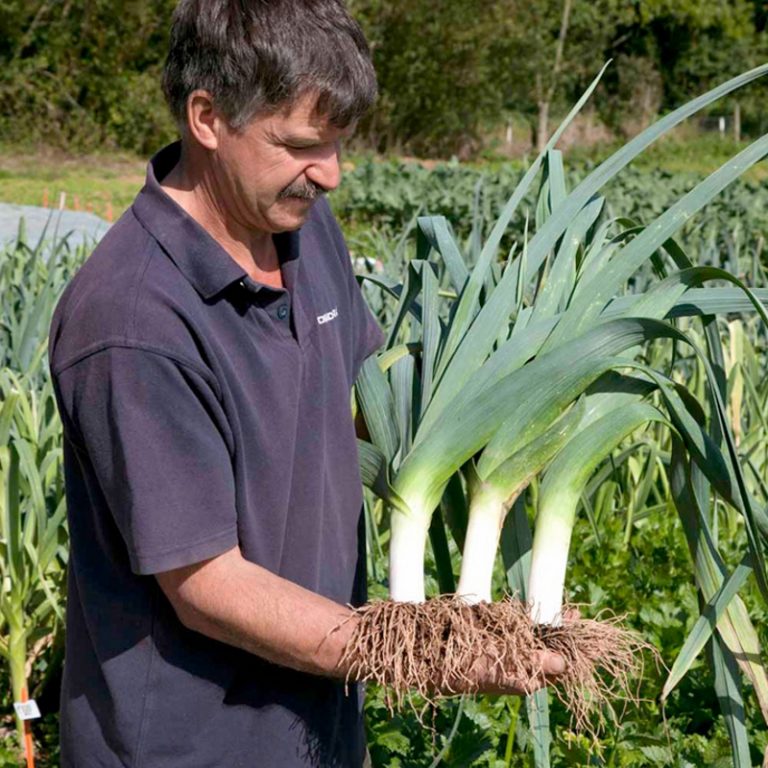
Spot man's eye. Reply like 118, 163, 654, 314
285, 142, 338, 151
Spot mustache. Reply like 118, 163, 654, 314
277, 180, 327, 201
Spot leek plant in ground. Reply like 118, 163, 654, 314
346, 64, 768, 754
0, 230, 76, 763
0, 368, 66, 762
526, 403, 667, 626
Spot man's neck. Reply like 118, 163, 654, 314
160, 149, 283, 289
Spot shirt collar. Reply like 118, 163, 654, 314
132, 141, 301, 302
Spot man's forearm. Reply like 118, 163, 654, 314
156, 545, 567, 696
156, 546, 357, 678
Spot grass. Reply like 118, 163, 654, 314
0, 146, 145, 222
563, 129, 768, 181
477, 128, 768, 183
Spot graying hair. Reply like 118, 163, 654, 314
162, 0, 377, 130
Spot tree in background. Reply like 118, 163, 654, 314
352, 0, 635, 156
488, 0, 637, 151
350, 0, 506, 157
490, 0, 768, 150
637, 0, 767, 138
0, 0, 767, 158
0, 0, 177, 153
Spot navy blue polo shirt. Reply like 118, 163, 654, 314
48, 142, 384, 768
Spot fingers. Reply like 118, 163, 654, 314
538, 650, 566, 677
508, 651, 567, 694
434, 648, 568, 697
465, 651, 567, 697
562, 607, 581, 622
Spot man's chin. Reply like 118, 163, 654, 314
281, 195, 319, 208
267, 201, 316, 232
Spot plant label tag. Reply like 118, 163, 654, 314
13, 699, 41, 721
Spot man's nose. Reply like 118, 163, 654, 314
306, 142, 342, 192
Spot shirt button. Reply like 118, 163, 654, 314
277, 304, 289, 320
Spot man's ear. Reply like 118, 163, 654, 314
186, 90, 220, 151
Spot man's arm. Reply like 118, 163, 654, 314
156, 546, 355, 677
155, 546, 566, 692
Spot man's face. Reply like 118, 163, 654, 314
211, 92, 353, 234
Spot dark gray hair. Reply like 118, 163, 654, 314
162, 0, 377, 130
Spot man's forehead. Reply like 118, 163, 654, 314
272, 92, 356, 136
276, 91, 323, 120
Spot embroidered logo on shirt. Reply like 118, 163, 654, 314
317, 308, 339, 325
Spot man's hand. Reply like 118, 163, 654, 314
444, 649, 566, 696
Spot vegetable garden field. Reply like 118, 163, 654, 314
3, 74, 768, 766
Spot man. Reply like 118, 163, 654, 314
49, 2, 564, 766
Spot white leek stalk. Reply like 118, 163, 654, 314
527, 488, 579, 625
388, 508, 430, 602
457, 401, 585, 604
456, 486, 509, 604
528, 403, 664, 625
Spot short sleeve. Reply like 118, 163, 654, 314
54, 346, 238, 575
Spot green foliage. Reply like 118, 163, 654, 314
364, 452, 768, 765
0, 0, 177, 152
355, 75, 768, 765
0, 228, 82, 765
1, 0, 768, 156
489, 1, 636, 132
350, 0, 506, 156
627, 0, 768, 135
332, 157, 768, 285
351, 0, 768, 155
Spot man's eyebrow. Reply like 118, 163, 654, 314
280, 126, 354, 146
283, 136, 323, 147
